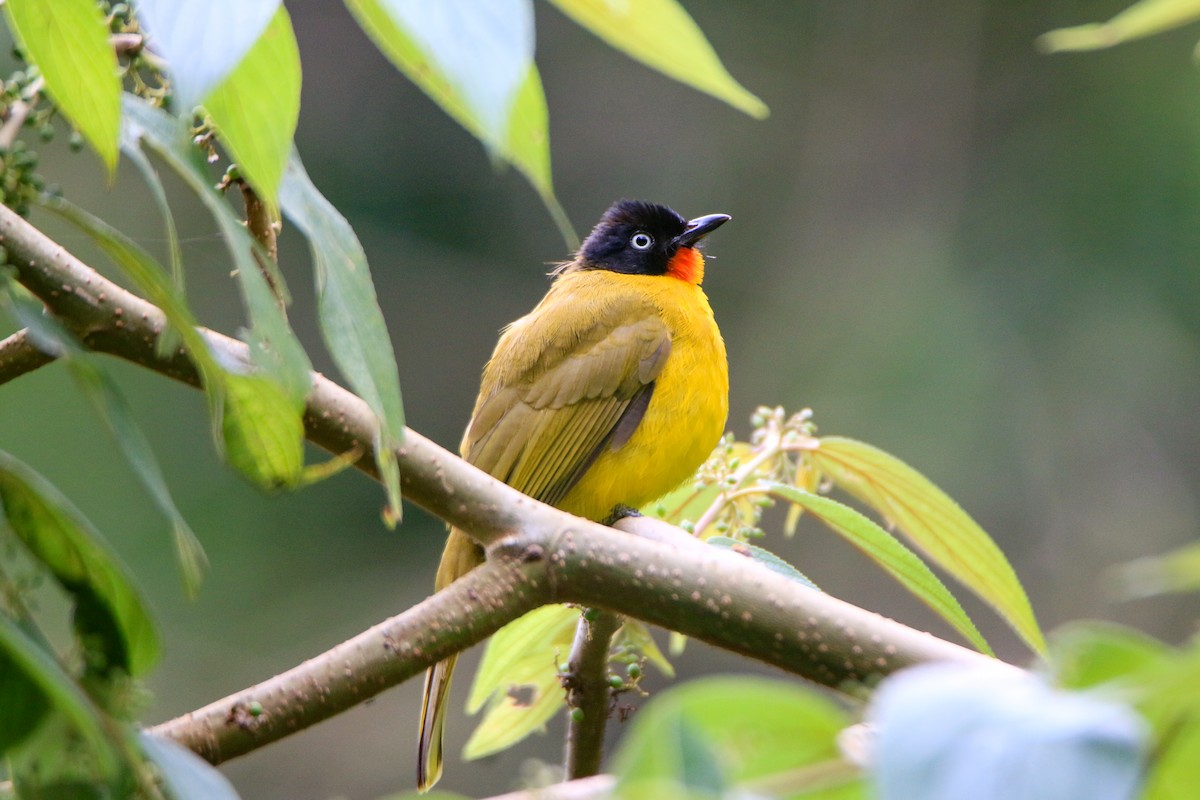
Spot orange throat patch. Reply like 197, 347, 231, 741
667, 247, 704, 284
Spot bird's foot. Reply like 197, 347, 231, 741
603, 504, 643, 526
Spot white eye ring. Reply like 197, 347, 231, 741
630, 232, 654, 250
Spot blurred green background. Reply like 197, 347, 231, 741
3, 1, 1200, 797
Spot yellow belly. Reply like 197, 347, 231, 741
557, 275, 729, 521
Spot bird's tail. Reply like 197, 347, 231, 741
416, 527, 483, 792
417, 653, 457, 792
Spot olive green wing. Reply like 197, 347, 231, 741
463, 297, 671, 508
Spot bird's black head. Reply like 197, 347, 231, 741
574, 200, 730, 282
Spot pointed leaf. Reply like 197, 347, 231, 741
765, 484, 991, 655
279, 151, 405, 521
707, 536, 820, 590
203, 7, 301, 207
1037, 0, 1200, 53
810, 437, 1043, 654
547, 0, 768, 119
463, 604, 577, 759
4, 0, 121, 172
343, 0, 573, 244
0, 452, 160, 677
131, 0, 280, 112
138, 733, 242, 800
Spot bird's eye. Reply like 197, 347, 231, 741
630, 232, 654, 250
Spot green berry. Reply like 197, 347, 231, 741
68, 131, 84, 152
626, 663, 642, 680
570, 708, 585, 723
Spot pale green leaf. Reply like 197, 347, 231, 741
612, 677, 854, 792
463, 604, 578, 760
4, 0, 120, 172
707, 536, 820, 590
1145, 718, 1200, 800
138, 733, 242, 800
0, 451, 160, 677
548, 0, 768, 119
1113, 540, 1200, 600
279, 151, 405, 521
765, 484, 991, 655
343, 0, 574, 245
1048, 622, 1172, 692
810, 437, 1043, 654
1037, 0, 1200, 53
221, 374, 305, 490
203, 7, 301, 207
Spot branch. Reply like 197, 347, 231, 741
563, 608, 622, 780
0, 204, 1014, 767
0, 327, 55, 385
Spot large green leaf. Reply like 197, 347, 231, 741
138, 733, 242, 800
4, 0, 120, 172
1, 279, 206, 596
463, 604, 578, 760
765, 484, 991, 655
810, 437, 1043, 654
343, 0, 574, 244
1038, 0, 1200, 53
612, 677, 859, 798
0, 452, 159, 677
203, 7, 301, 208
221, 374, 305, 490
548, 0, 768, 119
279, 151, 405, 522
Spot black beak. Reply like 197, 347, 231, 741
673, 213, 730, 249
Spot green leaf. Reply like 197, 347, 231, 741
765, 484, 991, 655
203, 7, 301, 207
221, 375, 305, 490
1112, 540, 1200, 600
613, 677, 855, 795
0, 615, 119, 774
118, 118, 185, 305
4, 0, 121, 172
279, 151, 405, 522
707, 535, 820, 590
1049, 622, 1173, 691
343, 0, 574, 245
547, 0, 768, 119
122, 96, 312, 408
1037, 0, 1200, 53
0, 452, 160, 677
810, 437, 1043, 654
0, 647, 49, 756
463, 604, 577, 760
138, 733, 242, 800
1145, 717, 1200, 800
614, 620, 675, 678
1, 279, 206, 597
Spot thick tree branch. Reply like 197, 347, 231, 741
0, 327, 54, 385
0, 204, 1013, 768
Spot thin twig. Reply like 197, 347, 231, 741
0, 327, 55, 385
0, 76, 44, 151
564, 609, 623, 780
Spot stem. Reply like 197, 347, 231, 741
692, 426, 782, 536
0, 76, 44, 151
0, 327, 54, 386
237, 180, 282, 306
563, 609, 622, 780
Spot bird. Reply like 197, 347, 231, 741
417, 199, 730, 790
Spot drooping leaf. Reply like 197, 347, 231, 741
122, 95, 312, 408
0, 452, 160, 677
279, 151, 405, 522
1037, 0, 1200, 53
4, 0, 121, 172
343, 0, 574, 245
765, 484, 991, 655
613, 677, 855, 795
871, 662, 1148, 800
463, 604, 578, 760
138, 733, 242, 800
118, 117, 185, 302
0, 615, 119, 773
547, 0, 768, 119
707, 535, 820, 590
131, 0, 281, 112
203, 7, 301, 207
221, 374, 305, 490
810, 437, 1043, 654
1, 280, 206, 596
